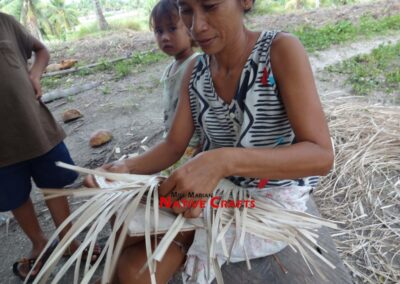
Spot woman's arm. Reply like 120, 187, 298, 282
123, 60, 197, 174
159, 34, 333, 212
84, 58, 197, 187
220, 33, 334, 180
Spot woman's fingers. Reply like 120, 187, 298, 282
172, 200, 187, 215
83, 161, 129, 187
84, 166, 108, 187
184, 206, 203, 219
158, 176, 176, 197
170, 197, 207, 218
103, 161, 127, 173
83, 174, 99, 188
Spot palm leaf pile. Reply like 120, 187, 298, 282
26, 163, 339, 284
317, 97, 400, 283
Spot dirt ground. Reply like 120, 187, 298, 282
43, 0, 400, 170
0, 0, 399, 283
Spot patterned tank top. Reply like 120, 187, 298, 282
188, 31, 319, 189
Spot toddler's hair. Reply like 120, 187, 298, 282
149, 0, 180, 31
149, 0, 197, 47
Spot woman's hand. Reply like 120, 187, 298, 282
158, 149, 227, 218
83, 160, 130, 188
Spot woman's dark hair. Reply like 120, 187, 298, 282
149, 0, 180, 30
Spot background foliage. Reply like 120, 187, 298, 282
0, 0, 373, 41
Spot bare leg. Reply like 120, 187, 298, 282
93, 235, 149, 284
13, 195, 80, 253
115, 231, 194, 284
11, 198, 48, 258
13, 196, 86, 257
11, 198, 49, 276
44, 196, 80, 250
110, 216, 146, 247
45, 195, 104, 263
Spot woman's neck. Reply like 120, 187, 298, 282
211, 28, 258, 75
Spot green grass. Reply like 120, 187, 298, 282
95, 59, 114, 72
252, 0, 287, 15
72, 22, 106, 39
326, 42, 400, 96
110, 17, 147, 31
41, 51, 167, 91
72, 51, 167, 80
293, 14, 400, 52
250, 0, 372, 15
101, 85, 111, 95
70, 17, 148, 40
113, 51, 167, 79
41, 77, 63, 90
115, 61, 131, 79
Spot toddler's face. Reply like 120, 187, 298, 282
154, 18, 192, 57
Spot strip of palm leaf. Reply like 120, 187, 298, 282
28, 162, 339, 284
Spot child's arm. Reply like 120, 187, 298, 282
84, 58, 198, 187
29, 38, 50, 100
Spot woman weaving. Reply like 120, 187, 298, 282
86, 0, 334, 282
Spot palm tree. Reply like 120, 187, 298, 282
92, 0, 109, 30
0, 0, 80, 41
20, 0, 43, 40
43, 0, 80, 40
0, 0, 43, 40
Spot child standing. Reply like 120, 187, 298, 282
0, 12, 99, 281
150, 0, 200, 166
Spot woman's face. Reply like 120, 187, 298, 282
178, 0, 249, 54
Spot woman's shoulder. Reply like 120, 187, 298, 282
271, 32, 302, 48
265, 32, 306, 63
257, 30, 301, 49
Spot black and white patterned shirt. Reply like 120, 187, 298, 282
188, 31, 319, 189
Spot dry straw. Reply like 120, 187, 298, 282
317, 97, 400, 283
26, 163, 339, 284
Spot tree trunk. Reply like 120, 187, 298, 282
20, 0, 28, 26
93, 0, 109, 30
42, 82, 102, 103
295, 0, 302, 10
20, 0, 43, 40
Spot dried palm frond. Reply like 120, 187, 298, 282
28, 162, 339, 284
317, 97, 400, 283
